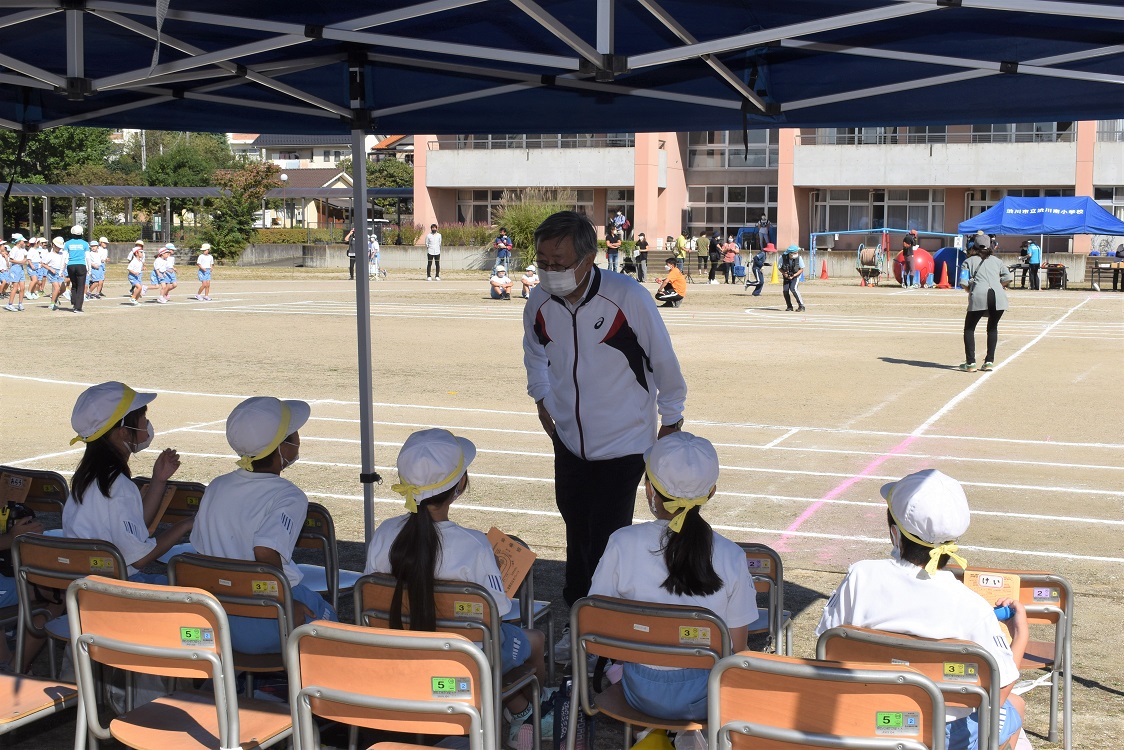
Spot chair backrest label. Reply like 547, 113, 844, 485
252, 580, 279, 596
942, 662, 979, 682
1032, 587, 1060, 603
89, 556, 115, 571
454, 601, 483, 620
431, 676, 471, 698
679, 626, 711, 646
874, 711, 920, 735
746, 558, 771, 571
180, 627, 215, 647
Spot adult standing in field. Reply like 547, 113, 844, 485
343, 227, 357, 280
901, 230, 919, 289
425, 223, 442, 281
756, 213, 771, 251
959, 238, 1011, 373
1020, 239, 1042, 290
634, 232, 649, 282
780, 244, 806, 312
606, 228, 623, 273
63, 225, 90, 314
696, 231, 710, 274
523, 211, 687, 660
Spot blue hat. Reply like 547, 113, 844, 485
784, 244, 801, 254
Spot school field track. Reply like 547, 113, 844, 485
1, 265, 1120, 749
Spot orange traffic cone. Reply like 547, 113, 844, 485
859, 273, 867, 287
936, 263, 951, 289
820, 260, 829, 280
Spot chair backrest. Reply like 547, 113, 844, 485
295, 502, 341, 604
66, 575, 243, 747
133, 477, 207, 533
708, 651, 946, 750
571, 596, 732, 717
818, 625, 1000, 750
167, 553, 294, 638
736, 542, 784, 636
0, 466, 69, 514
355, 573, 503, 666
949, 567, 1072, 630
287, 621, 496, 750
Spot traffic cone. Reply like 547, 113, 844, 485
936, 264, 951, 289
859, 273, 867, 287
820, 260, 829, 280
770, 261, 779, 284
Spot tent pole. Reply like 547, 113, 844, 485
351, 128, 377, 544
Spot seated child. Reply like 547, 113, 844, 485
816, 469, 1028, 750
490, 265, 513, 300
589, 431, 759, 721
521, 264, 539, 298
365, 428, 552, 746
190, 396, 337, 654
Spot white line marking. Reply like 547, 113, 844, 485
763, 428, 800, 449
4, 418, 229, 466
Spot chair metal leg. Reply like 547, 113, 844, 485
546, 618, 556, 684
622, 722, 633, 750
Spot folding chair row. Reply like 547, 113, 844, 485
0, 465, 69, 515
737, 542, 793, 655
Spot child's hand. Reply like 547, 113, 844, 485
152, 448, 181, 482
11, 516, 43, 536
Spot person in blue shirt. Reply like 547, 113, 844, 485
1020, 240, 1042, 290
494, 227, 513, 270
63, 225, 91, 313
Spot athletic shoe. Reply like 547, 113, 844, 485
710, 280, 719, 285
192, 295, 201, 300
958, 362, 977, 372
435, 276, 441, 281
48, 303, 57, 311
128, 299, 140, 306
204, 296, 211, 301
72, 308, 84, 314
785, 307, 794, 311
3, 304, 16, 312
505, 696, 556, 750
980, 362, 994, 372
553, 627, 572, 664
796, 306, 806, 312
141, 285, 148, 296
16, 304, 24, 311
157, 297, 167, 304
62, 290, 71, 301
426, 276, 432, 281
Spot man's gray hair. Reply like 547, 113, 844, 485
534, 211, 598, 261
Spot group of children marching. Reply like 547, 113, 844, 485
0, 233, 215, 311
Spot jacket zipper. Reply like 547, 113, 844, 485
570, 306, 585, 459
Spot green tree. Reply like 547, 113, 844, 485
0, 127, 113, 230
493, 188, 578, 265
144, 132, 234, 187
202, 160, 282, 260
338, 156, 413, 213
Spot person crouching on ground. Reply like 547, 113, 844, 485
589, 431, 758, 721
189, 396, 338, 654
521, 264, 539, 298
654, 256, 686, 308
364, 429, 553, 747
490, 265, 513, 300
816, 469, 1028, 750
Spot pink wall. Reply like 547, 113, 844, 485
1073, 120, 1096, 254
776, 128, 800, 248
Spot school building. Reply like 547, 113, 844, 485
411, 120, 1124, 254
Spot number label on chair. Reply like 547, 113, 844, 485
1032, 587, 1060, 603
252, 580, 279, 596
89, 556, 116, 571
874, 711, 920, 735
943, 662, 979, 682
454, 601, 484, 620
746, 558, 771, 571
180, 627, 215, 647
431, 676, 472, 698
304, 517, 322, 528
185, 495, 201, 507
678, 626, 711, 646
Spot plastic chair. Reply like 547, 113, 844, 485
167, 553, 295, 696
568, 595, 733, 750
355, 573, 542, 750
818, 625, 1009, 750
131, 477, 207, 533
67, 575, 292, 750
950, 566, 1074, 750
736, 542, 793, 655
286, 621, 497, 750
11, 533, 128, 676
295, 502, 362, 610
0, 465, 69, 514
708, 651, 947, 750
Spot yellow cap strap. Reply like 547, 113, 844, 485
888, 495, 968, 575
392, 455, 465, 513
70, 385, 136, 445
236, 402, 291, 471
646, 466, 710, 533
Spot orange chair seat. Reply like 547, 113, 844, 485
1021, 639, 1057, 669
109, 689, 291, 750
591, 683, 704, 733
0, 675, 76, 729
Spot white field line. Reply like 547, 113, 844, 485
3, 418, 230, 466
762, 428, 800, 449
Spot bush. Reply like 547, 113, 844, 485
93, 224, 145, 242
438, 222, 494, 246
383, 223, 422, 245
597, 240, 637, 255
251, 227, 349, 244
493, 188, 578, 267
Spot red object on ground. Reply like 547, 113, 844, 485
893, 248, 934, 284
936, 263, 952, 289
820, 260, 828, 280
859, 274, 867, 287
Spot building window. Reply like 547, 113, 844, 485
275, 151, 300, 161
452, 134, 634, 149
686, 185, 776, 237
688, 130, 779, 169
323, 150, 330, 162
455, 189, 596, 225
605, 189, 635, 229
970, 122, 1074, 143
1097, 121, 1124, 142
813, 189, 945, 233
1094, 186, 1124, 221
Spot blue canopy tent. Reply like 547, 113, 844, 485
958, 197, 1124, 236
2, 1, 1123, 553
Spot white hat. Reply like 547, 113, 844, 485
643, 431, 719, 532
200, 243, 212, 251
52, 237, 64, 248
495, 265, 506, 273
393, 429, 476, 510
98, 236, 109, 244
226, 396, 310, 470
70, 381, 157, 445
525, 264, 536, 272
882, 469, 970, 573
71, 225, 83, 235
11, 233, 24, 243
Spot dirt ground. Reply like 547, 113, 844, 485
1, 263, 1121, 749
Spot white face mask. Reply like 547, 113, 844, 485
538, 261, 587, 297
279, 439, 299, 470
128, 422, 154, 454
889, 526, 902, 561
646, 485, 660, 517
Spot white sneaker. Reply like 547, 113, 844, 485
3, 304, 16, 312
62, 290, 71, 301
157, 297, 167, 304
435, 276, 441, 281
427, 276, 433, 281
552, 627, 572, 663
709, 280, 719, 285
141, 285, 148, 296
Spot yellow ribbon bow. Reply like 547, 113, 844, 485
392, 455, 465, 513
888, 498, 968, 575
237, 402, 291, 471
70, 385, 137, 445
646, 466, 711, 533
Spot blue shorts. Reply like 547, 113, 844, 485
47, 271, 63, 284
622, 663, 709, 722
29, 265, 41, 278
947, 700, 1023, 750
0, 574, 18, 608
499, 621, 531, 674
0, 270, 8, 283
198, 269, 211, 282
228, 583, 337, 655
8, 265, 24, 283
128, 272, 141, 286
89, 268, 105, 282
150, 270, 160, 284
166, 271, 177, 283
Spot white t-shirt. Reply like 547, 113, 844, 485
63, 474, 156, 577
0, 255, 8, 272
816, 557, 1019, 720
166, 255, 176, 269
86, 249, 102, 269
490, 274, 513, 290
425, 231, 443, 256
189, 468, 308, 586
522, 273, 539, 287
127, 252, 144, 274
590, 520, 761, 630
26, 246, 41, 265
197, 253, 214, 270
153, 257, 168, 274
364, 514, 511, 617
8, 246, 25, 265
98, 246, 109, 264
46, 250, 65, 274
